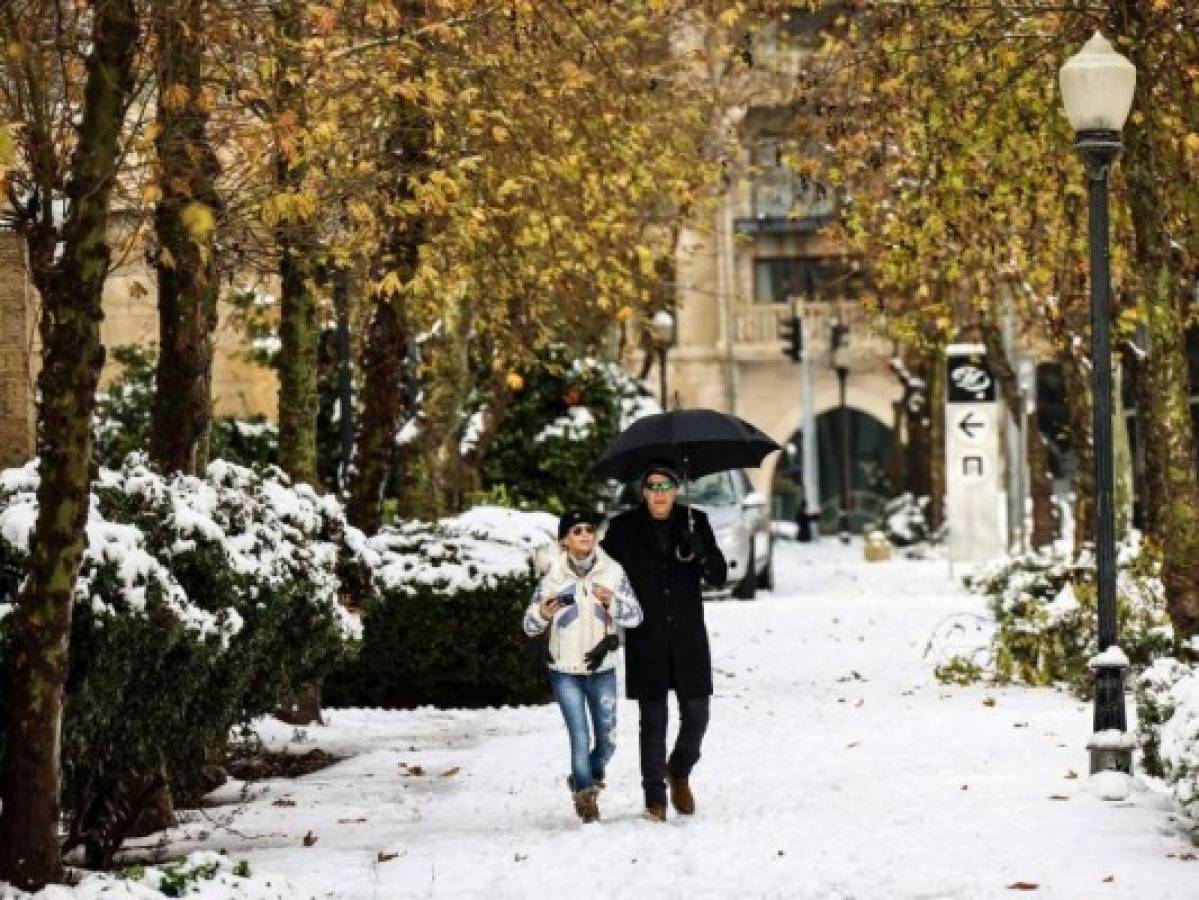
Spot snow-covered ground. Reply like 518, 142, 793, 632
19, 539, 1199, 899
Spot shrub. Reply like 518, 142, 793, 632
1160, 665, 1199, 829
93, 345, 281, 470
962, 543, 1176, 693
874, 493, 935, 547
478, 351, 650, 514
324, 506, 557, 709
0, 456, 366, 865
1135, 656, 1196, 777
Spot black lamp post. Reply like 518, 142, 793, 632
648, 309, 676, 409
830, 321, 851, 543
1060, 31, 1137, 776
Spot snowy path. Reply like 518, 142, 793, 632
159, 540, 1196, 899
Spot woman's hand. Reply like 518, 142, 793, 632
538, 598, 561, 620
593, 586, 613, 608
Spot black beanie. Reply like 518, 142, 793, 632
558, 509, 600, 540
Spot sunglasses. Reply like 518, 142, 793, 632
568, 524, 597, 536
643, 480, 678, 493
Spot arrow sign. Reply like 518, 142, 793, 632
956, 410, 987, 441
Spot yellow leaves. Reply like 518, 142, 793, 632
616, 305, 634, 322
496, 178, 523, 201
491, 125, 510, 144
505, 372, 524, 392
161, 83, 191, 110
1185, 134, 1199, 159
634, 245, 656, 278
261, 190, 318, 226
180, 202, 217, 244
141, 184, 163, 205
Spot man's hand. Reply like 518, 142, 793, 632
538, 598, 561, 620
677, 528, 707, 563
584, 634, 621, 672
593, 585, 613, 607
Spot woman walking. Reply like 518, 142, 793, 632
523, 509, 642, 822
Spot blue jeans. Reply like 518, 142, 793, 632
548, 668, 617, 791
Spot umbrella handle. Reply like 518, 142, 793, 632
676, 452, 697, 563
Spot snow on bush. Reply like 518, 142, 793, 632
0, 455, 369, 865
952, 542, 1175, 691
1160, 666, 1199, 828
324, 506, 556, 710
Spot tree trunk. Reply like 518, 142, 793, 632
0, 0, 139, 889
347, 292, 407, 532
1121, 8, 1199, 637
149, 0, 222, 476
1126, 341, 1161, 543
422, 296, 473, 516
1027, 412, 1056, 549
926, 349, 946, 534
1060, 338, 1095, 553
273, 0, 319, 487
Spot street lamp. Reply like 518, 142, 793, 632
1060, 31, 1137, 776
830, 320, 851, 543
648, 309, 676, 409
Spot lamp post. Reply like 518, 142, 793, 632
648, 309, 676, 409
1060, 31, 1137, 776
830, 321, 851, 543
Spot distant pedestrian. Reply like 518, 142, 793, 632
600, 461, 727, 822
794, 496, 817, 542
523, 509, 642, 823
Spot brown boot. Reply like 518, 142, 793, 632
669, 777, 695, 815
573, 788, 600, 823
643, 803, 667, 822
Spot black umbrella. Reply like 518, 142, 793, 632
593, 408, 781, 483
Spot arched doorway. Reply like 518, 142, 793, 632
772, 408, 895, 534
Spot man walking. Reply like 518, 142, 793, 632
601, 461, 727, 821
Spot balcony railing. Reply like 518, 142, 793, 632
731, 300, 882, 362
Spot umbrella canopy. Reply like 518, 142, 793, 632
593, 408, 781, 483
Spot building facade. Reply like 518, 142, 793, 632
666, 10, 901, 530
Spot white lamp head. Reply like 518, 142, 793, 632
648, 309, 675, 348
1059, 31, 1136, 134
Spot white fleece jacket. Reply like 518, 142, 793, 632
522, 548, 642, 675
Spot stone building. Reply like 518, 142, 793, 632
0, 228, 277, 470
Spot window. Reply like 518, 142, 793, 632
750, 138, 836, 221
753, 257, 863, 305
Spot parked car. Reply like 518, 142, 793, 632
599, 469, 773, 600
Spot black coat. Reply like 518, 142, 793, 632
601, 503, 727, 700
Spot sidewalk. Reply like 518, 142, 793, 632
148, 539, 1195, 899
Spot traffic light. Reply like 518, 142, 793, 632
830, 322, 849, 353
779, 315, 802, 362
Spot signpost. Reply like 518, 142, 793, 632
946, 344, 1007, 566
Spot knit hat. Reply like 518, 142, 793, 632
558, 508, 600, 540
640, 460, 681, 487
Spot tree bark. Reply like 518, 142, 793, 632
1060, 337, 1095, 554
926, 348, 946, 534
0, 0, 139, 889
273, 0, 320, 487
347, 292, 407, 532
347, 57, 428, 530
149, 0, 222, 476
1120, 4, 1199, 637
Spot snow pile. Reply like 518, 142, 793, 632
0, 852, 309, 899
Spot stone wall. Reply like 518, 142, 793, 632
0, 232, 35, 469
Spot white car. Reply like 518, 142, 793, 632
600, 469, 774, 600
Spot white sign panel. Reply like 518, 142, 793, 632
945, 344, 1006, 565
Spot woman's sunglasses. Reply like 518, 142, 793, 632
568, 524, 597, 536
643, 479, 678, 493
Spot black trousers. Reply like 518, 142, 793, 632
637, 693, 710, 807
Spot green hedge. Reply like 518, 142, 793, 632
0, 456, 363, 866
324, 513, 554, 709
324, 570, 547, 709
